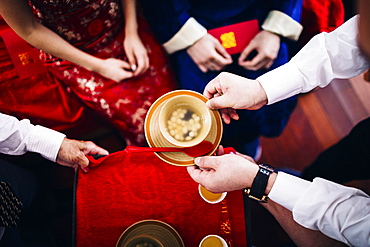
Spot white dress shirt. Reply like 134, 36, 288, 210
257, 15, 370, 246
269, 173, 370, 246
0, 113, 65, 162
258, 15, 370, 104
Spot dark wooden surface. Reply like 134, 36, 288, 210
259, 73, 370, 172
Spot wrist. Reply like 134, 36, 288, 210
265, 172, 277, 195
256, 80, 268, 105
244, 164, 275, 203
124, 25, 139, 37
86, 57, 105, 73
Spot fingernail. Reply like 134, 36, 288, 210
131, 64, 137, 71
83, 167, 90, 173
194, 157, 200, 164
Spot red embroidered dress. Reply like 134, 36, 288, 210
27, 0, 176, 146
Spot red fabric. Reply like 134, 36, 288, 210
300, 0, 345, 47
1, 29, 46, 79
76, 148, 247, 247
0, 26, 88, 131
28, 0, 177, 146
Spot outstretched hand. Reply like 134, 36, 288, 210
203, 72, 268, 123
187, 146, 258, 193
56, 138, 109, 173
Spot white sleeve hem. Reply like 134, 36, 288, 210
27, 125, 66, 162
269, 172, 311, 211
257, 63, 303, 104
262, 10, 303, 41
163, 17, 207, 54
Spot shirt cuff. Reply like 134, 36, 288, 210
262, 10, 303, 41
26, 125, 66, 162
163, 17, 208, 54
257, 62, 303, 104
268, 172, 311, 211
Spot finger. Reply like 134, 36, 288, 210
220, 110, 232, 124
125, 51, 137, 69
83, 141, 109, 155
208, 55, 232, 71
207, 63, 219, 71
215, 145, 225, 156
228, 108, 239, 120
203, 80, 219, 99
214, 41, 232, 61
134, 54, 149, 76
235, 152, 256, 163
205, 95, 229, 110
220, 108, 239, 124
239, 51, 263, 66
194, 156, 218, 170
198, 63, 208, 73
74, 151, 90, 173
186, 165, 203, 183
264, 59, 274, 69
119, 60, 133, 70
116, 70, 134, 82
238, 43, 255, 63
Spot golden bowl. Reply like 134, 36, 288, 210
158, 94, 212, 147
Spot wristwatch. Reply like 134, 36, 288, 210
244, 164, 275, 203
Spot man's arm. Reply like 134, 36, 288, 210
0, 113, 65, 161
258, 15, 370, 105
269, 173, 370, 246
0, 113, 108, 172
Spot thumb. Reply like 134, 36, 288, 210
214, 42, 232, 61
194, 156, 217, 170
206, 96, 228, 110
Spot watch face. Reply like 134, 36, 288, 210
259, 164, 274, 173
260, 167, 271, 176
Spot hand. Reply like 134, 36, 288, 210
238, 30, 280, 70
56, 138, 109, 173
123, 33, 149, 76
95, 58, 135, 82
203, 72, 268, 124
187, 146, 259, 193
187, 34, 232, 73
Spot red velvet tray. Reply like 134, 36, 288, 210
74, 149, 247, 247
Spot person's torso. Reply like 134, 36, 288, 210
28, 0, 124, 50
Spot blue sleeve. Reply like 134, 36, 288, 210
139, 0, 303, 43
271, 0, 303, 21
140, 0, 192, 43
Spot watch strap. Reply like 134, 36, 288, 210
244, 164, 274, 203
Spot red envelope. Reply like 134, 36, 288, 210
208, 19, 260, 55
1, 28, 46, 79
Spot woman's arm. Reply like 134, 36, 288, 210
0, 0, 134, 82
121, 0, 149, 76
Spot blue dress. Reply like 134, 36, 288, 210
140, 0, 303, 156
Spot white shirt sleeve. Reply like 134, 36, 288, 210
257, 15, 370, 105
269, 172, 370, 246
0, 113, 66, 162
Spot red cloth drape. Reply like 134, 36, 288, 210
75, 148, 247, 247
300, 0, 345, 47
0, 21, 88, 131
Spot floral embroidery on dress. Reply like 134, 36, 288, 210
27, 0, 176, 146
